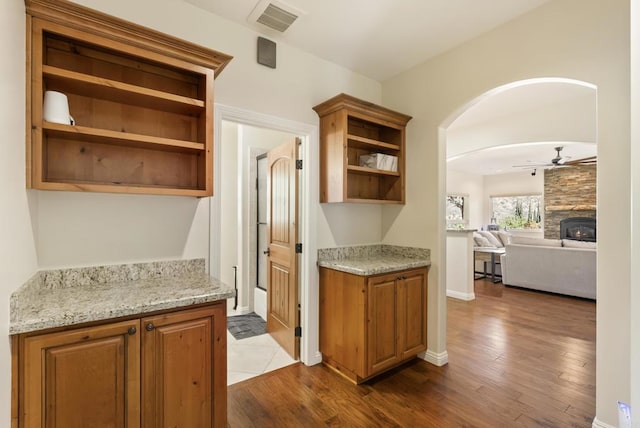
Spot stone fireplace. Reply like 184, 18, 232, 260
544, 165, 596, 240
559, 217, 596, 242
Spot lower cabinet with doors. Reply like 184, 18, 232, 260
319, 266, 428, 383
12, 302, 226, 428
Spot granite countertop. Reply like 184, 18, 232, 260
318, 244, 430, 276
10, 259, 234, 335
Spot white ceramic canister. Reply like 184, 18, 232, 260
43, 91, 74, 125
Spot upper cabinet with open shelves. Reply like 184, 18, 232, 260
313, 94, 412, 204
25, 0, 232, 196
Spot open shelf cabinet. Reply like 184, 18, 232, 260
25, 0, 232, 196
313, 94, 412, 204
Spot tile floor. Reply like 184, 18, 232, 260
227, 326, 297, 386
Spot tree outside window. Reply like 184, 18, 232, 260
491, 195, 542, 230
447, 195, 467, 228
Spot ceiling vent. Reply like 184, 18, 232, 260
248, 0, 304, 33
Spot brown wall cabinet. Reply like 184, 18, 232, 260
313, 94, 412, 204
13, 303, 227, 428
319, 267, 428, 383
25, 0, 232, 196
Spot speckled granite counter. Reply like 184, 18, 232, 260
318, 244, 430, 276
10, 259, 234, 335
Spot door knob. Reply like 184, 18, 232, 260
145, 323, 155, 331
263, 248, 270, 256
127, 326, 137, 335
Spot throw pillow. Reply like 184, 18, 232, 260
479, 230, 503, 248
496, 231, 512, 246
510, 236, 563, 247
473, 232, 494, 248
562, 239, 597, 249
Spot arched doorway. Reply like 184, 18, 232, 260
439, 77, 598, 422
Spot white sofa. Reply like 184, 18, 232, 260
500, 241, 596, 299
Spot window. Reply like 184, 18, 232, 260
446, 194, 468, 227
491, 195, 542, 230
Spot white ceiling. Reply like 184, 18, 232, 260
447, 79, 597, 175
181, 0, 596, 176
447, 81, 597, 176
447, 141, 597, 176
181, 0, 552, 81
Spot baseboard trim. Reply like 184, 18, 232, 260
228, 305, 251, 316
305, 351, 323, 366
592, 416, 616, 428
446, 289, 475, 301
422, 349, 449, 366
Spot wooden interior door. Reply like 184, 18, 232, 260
266, 138, 299, 359
22, 319, 141, 428
141, 305, 226, 428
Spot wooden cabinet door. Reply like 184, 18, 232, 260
366, 273, 399, 376
141, 304, 226, 428
397, 269, 428, 359
22, 319, 140, 428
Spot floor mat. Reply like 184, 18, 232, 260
227, 312, 267, 340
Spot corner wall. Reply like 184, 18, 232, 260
0, 0, 39, 421
382, 0, 630, 424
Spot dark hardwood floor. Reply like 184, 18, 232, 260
227, 279, 596, 427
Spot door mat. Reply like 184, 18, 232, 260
227, 312, 266, 340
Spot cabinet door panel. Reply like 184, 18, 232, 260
398, 270, 428, 359
367, 275, 398, 376
319, 268, 367, 380
22, 320, 140, 428
142, 305, 226, 428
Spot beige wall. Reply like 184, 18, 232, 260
446, 170, 484, 229
219, 121, 240, 311
447, 170, 546, 232
0, 0, 383, 424
630, 0, 639, 418
0, 0, 40, 420
36, 0, 383, 270
382, 0, 630, 424
484, 172, 544, 229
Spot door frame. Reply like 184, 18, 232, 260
211, 104, 321, 366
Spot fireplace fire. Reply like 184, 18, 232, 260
560, 217, 596, 242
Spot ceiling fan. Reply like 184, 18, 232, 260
513, 146, 597, 170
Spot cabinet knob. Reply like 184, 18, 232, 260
145, 323, 155, 331
127, 326, 137, 335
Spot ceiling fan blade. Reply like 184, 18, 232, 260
512, 163, 552, 168
564, 156, 597, 166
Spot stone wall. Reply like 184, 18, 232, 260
544, 165, 597, 239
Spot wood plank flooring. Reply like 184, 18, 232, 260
227, 279, 596, 427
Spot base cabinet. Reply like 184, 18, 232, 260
319, 267, 428, 383
21, 319, 141, 428
14, 303, 226, 428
